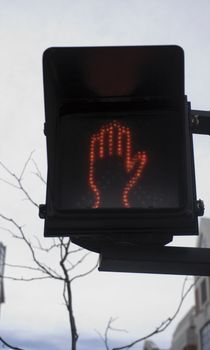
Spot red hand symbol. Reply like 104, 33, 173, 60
89, 120, 148, 208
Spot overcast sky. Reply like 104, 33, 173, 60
1, 1, 210, 349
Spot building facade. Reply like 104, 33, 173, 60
170, 217, 210, 350
144, 218, 210, 350
194, 218, 210, 350
170, 307, 197, 350
143, 340, 164, 350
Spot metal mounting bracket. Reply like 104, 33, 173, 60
191, 110, 210, 135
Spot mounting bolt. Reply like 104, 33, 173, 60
196, 199, 205, 216
39, 204, 47, 219
191, 114, 200, 128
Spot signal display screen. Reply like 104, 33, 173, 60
55, 112, 182, 210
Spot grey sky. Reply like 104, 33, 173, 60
0, 1, 210, 349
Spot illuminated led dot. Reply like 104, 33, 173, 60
99, 128, 105, 158
108, 125, 114, 156
117, 127, 123, 156
89, 133, 101, 208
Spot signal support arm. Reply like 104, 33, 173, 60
99, 246, 210, 276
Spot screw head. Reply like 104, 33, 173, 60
196, 199, 205, 216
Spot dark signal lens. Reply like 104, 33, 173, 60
55, 112, 182, 210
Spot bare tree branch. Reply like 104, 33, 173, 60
0, 336, 25, 350
63, 281, 68, 306
70, 259, 98, 283
30, 158, 46, 184
111, 277, 198, 350
1, 275, 51, 282
97, 317, 128, 350
40, 262, 63, 279
0, 154, 39, 208
0, 178, 19, 189
0, 226, 23, 240
33, 236, 61, 253
0, 156, 99, 350
109, 322, 128, 334
0, 161, 18, 179
67, 252, 90, 272
0, 213, 63, 281
59, 237, 79, 350
19, 151, 35, 180
5, 263, 45, 273
95, 330, 107, 348
69, 248, 83, 254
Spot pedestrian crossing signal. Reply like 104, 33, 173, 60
41, 45, 200, 252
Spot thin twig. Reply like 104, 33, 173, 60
40, 262, 62, 279
0, 226, 23, 240
70, 259, 98, 283
19, 151, 35, 180
69, 248, 83, 254
112, 277, 197, 350
63, 281, 68, 306
67, 252, 90, 272
97, 317, 128, 350
5, 263, 45, 273
0, 178, 19, 189
0, 214, 63, 281
31, 158, 46, 184
33, 236, 61, 253
0, 336, 25, 350
0, 155, 39, 208
0, 156, 97, 350
1, 275, 51, 282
